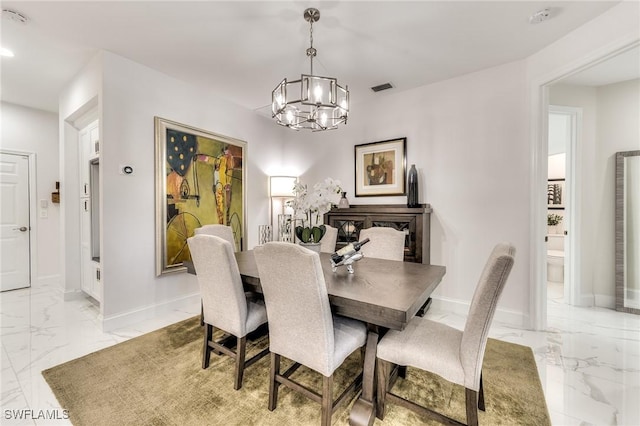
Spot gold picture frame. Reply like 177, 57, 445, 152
355, 138, 407, 197
155, 117, 246, 276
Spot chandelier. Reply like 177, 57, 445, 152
271, 8, 349, 131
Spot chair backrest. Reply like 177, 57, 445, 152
194, 224, 236, 251
460, 243, 515, 390
187, 234, 249, 337
254, 242, 335, 376
320, 225, 338, 253
358, 227, 405, 261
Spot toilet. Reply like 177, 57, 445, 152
547, 234, 565, 282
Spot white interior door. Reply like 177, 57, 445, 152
0, 152, 31, 291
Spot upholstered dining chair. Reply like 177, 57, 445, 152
375, 243, 515, 425
187, 234, 269, 390
320, 224, 338, 253
358, 227, 405, 261
194, 224, 237, 326
194, 224, 235, 249
254, 242, 367, 426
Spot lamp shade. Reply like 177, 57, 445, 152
270, 176, 297, 197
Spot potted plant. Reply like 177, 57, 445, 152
287, 177, 342, 250
547, 213, 563, 234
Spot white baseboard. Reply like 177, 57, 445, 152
36, 274, 61, 287
594, 293, 615, 309
430, 296, 527, 328
101, 292, 201, 332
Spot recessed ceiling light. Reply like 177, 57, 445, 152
0, 47, 15, 57
1, 9, 29, 24
529, 8, 551, 24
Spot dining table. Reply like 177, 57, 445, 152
188, 250, 446, 426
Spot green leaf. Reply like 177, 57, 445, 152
311, 225, 326, 243
301, 227, 312, 243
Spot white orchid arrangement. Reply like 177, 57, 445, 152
287, 177, 342, 243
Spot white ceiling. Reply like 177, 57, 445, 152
1, 1, 622, 114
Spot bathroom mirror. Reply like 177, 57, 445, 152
616, 150, 640, 314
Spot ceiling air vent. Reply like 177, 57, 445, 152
371, 82, 394, 92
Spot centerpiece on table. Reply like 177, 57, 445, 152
287, 177, 342, 252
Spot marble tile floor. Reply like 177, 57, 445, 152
1, 282, 639, 425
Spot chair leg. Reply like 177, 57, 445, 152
200, 300, 204, 326
268, 353, 280, 411
376, 359, 392, 420
465, 388, 479, 426
202, 323, 213, 369
234, 336, 247, 390
478, 372, 485, 411
321, 374, 333, 426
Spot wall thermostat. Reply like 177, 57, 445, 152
121, 165, 134, 175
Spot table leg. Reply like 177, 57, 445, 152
349, 329, 379, 426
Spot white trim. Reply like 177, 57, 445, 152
0, 149, 37, 290
529, 35, 640, 330
36, 274, 61, 287
101, 292, 200, 332
431, 296, 527, 328
594, 294, 615, 309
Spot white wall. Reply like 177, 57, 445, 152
287, 60, 531, 325
97, 52, 284, 329
1, 102, 60, 285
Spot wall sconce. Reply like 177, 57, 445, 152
269, 176, 297, 242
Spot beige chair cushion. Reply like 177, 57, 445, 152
254, 242, 367, 377
187, 234, 267, 337
359, 227, 405, 261
377, 317, 465, 386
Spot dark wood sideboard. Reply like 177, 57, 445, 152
324, 204, 431, 264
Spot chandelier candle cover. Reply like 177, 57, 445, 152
287, 177, 342, 243
271, 8, 349, 131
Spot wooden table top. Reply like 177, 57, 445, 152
234, 251, 446, 331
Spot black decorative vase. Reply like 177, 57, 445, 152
407, 164, 419, 207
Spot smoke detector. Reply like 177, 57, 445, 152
2, 9, 29, 24
529, 8, 551, 24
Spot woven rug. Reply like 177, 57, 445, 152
43, 317, 550, 425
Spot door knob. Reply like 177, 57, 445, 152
13, 226, 28, 232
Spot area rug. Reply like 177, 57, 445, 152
43, 317, 550, 425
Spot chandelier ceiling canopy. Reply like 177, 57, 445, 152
271, 8, 349, 132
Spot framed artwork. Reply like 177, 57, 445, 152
354, 138, 407, 197
547, 178, 565, 209
155, 117, 246, 276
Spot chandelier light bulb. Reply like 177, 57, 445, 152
314, 85, 322, 103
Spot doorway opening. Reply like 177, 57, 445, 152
546, 106, 581, 308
